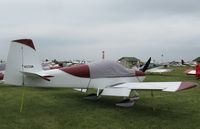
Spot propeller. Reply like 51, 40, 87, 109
140, 57, 151, 72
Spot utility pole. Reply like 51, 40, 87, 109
161, 54, 164, 64
102, 51, 105, 60
20, 46, 25, 113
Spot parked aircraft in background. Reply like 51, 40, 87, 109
0, 72, 4, 83
1, 39, 197, 107
138, 60, 173, 74
0, 63, 5, 83
181, 60, 197, 67
145, 66, 173, 73
169, 61, 182, 66
42, 59, 90, 70
185, 64, 200, 79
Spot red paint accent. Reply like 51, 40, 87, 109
196, 64, 200, 79
178, 82, 197, 91
12, 39, 36, 50
135, 71, 145, 76
60, 65, 90, 78
0, 73, 4, 80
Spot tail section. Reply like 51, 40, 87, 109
4, 39, 42, 86
181, 60, 185, 65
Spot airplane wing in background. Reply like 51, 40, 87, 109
146, 66, 173, 73
186, 70, 196, 75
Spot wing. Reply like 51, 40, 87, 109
146, 67, 173, 73
186, 70, 196, 75
101, 82, 197, 97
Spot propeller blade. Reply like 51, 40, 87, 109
141, 57, 151, 72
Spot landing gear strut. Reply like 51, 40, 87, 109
84, 89, 103, 100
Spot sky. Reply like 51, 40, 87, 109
0, 0, 200, 62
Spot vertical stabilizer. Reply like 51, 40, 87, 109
4, 39, 42, 86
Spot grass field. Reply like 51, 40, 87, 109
0, 66, 200, 129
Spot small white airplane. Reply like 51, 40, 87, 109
138, 61, 173, 74
185, 64, 200, 79
1, 39, 197, 107
181, 60, 197, 67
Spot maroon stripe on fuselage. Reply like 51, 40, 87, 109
12, 39, 36, 51
60, 65, 90, 78
0, 73, 4, 80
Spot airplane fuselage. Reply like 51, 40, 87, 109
23, 66, 145, 89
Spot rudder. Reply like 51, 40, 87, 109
4, 39, 42, 86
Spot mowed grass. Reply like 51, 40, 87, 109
0, 66, 200, 129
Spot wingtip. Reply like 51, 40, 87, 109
178, 82, 197, 91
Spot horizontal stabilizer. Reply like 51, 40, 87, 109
21, 71, 54, 81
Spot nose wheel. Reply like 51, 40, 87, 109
84, 89, 140, 107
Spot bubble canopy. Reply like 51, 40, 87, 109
89, 60, 134, 79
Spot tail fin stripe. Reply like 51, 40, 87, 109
12, 39, 36, 50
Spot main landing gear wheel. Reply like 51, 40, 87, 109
84, 93, 101, 100
116, 96, 140, 107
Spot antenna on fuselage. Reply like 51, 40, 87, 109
20, 46, 25, 113
102, 51, 105, 60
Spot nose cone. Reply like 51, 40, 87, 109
135, 70, 145, 76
